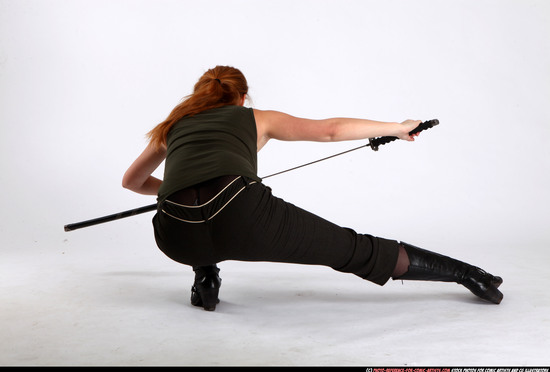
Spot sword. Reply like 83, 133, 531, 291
63, 119, 439, 232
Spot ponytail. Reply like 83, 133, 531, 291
147, 65, 249, 149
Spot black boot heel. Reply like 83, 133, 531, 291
191, 284, 220, 311
395, 242, 503, 305
190, 265, 222, 311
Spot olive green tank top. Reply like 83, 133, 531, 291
157, 105, 261, 204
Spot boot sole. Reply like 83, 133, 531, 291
464, 282, 503, 304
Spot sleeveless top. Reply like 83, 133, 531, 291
157, 105, 262, 204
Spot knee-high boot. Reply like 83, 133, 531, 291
394, 242, 503, 304
191, 264, 222, 311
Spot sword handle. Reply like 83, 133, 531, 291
369, 119, 439, 151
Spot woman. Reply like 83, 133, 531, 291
123, 65, 503, 311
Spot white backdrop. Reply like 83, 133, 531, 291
1, 0, 549, 249
1, 0, 549, 366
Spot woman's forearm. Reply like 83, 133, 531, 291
326, 118, 404, 141
122, 142, 166, 195
122, 175, 162, 195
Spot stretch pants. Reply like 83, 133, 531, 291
152, 176, 400, 285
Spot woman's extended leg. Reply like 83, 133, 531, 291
216, 183, 503, 305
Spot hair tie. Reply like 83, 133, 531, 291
214, 78, 221, 83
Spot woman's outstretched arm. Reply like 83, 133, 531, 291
254, 109, 421, 150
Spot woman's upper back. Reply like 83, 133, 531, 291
157, 105, 261, 203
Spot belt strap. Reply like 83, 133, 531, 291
161, 177, 256, 224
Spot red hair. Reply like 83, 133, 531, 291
147, 65, 249, 149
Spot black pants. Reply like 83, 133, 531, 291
152, 176, 400, 285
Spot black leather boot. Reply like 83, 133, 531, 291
394, 242, 503, 304
190, 264, 222, 311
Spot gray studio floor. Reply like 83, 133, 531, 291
1, 215, 549, 367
